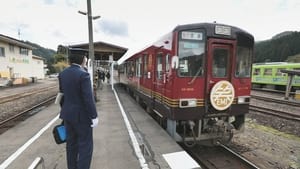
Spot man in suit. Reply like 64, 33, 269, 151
58, 50, 98, 169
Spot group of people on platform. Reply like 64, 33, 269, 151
96, 69, 110, 90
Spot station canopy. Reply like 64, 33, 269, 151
69, 41, 128, 67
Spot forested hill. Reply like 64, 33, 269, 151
25, 41, 56, 62
24, 41, 56, 73
254, 31, 300, 63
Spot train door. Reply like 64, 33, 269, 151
206, 39, 235, 94
153, 52, 164, 115
206, 39, 235, 110
136, 57, 142, 91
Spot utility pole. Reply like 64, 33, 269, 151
79, 0, 100, 81
87, 0, 94, 68
79, 0, 100, 101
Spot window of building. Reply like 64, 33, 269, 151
9, 44, 15, 53
0, 47, 5, 57
20, 47, 29, 55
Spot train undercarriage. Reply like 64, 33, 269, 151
164, 115, 245, 147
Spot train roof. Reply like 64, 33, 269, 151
173, 22, 254, 41
253, 62, 300, 67
118, 22, 254, 65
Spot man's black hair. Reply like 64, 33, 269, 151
68, 48, 88, 65
68, 54, 85, 65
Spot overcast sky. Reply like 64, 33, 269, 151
1, 0, 299, 57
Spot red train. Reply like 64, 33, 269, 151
118, 23, 254, 146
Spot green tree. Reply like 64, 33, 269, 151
254, 31, 300, 63
52, 53, 68, 73
54, 53, 67, 63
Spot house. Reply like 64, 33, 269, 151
0, 34, 45, 81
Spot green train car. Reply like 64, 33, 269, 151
252, 62, 300, 90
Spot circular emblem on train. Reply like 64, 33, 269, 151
210, 80, 235, 111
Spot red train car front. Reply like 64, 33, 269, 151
119, 23, 254, 146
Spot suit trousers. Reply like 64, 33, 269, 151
65, 121, 93, 169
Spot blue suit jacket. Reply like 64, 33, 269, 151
58, 64, 98, 124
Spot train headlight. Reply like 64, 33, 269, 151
237, 96, 250, 104
179, 99, 197, 108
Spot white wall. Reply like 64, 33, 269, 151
0, 40, 45, 79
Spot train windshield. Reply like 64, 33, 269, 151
178, 29, 205, 77
235, 46, 252, 78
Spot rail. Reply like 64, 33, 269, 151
0, 96, 56, 127
27, 157, 45, 169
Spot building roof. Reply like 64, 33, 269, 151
32, 55, 45, 61
70, 41, 128, 62
0, 34, 34, 49
70, 41, 128, 52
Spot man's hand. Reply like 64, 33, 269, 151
91, 117, 99, 128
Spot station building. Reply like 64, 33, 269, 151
0, 34, 46, 80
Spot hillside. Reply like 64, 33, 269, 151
254, 31, 300, 63
24, 41, 56, 62
24, 41, 56, 73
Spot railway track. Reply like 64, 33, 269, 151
0, 84, 58, 134
250, 94, 300, 121
250, 94, 300, 107
0, 86, 58, 104
184, 143, 260, 169
0, 96, 56, 134
250, 105, 300, 121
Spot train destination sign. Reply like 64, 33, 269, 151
181, 31, 203, 40
210, 80, 235, 111
215, 25, 231, 36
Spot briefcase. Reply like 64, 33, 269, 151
53, 122, 66, 144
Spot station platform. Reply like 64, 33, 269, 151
0, 82, 200, 169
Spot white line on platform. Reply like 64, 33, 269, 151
0, 115, 59, 169
163, 151, 201, 169
113, 88, 149, 169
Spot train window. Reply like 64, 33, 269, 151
276, 68, 285, 76
156, 53, 163, 79
136, 58, 142, 77
132, 61, 136, 76
212, 48, 228, 77
253, 68, 260, 75
166, 54, 170, 73
126, 61, 133, 77
235, 47, 252, 77
143, 54, 148, 77
263, 68, 273, 76
178, 29, 205, 77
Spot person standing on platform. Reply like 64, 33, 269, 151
106, 71, 111, 84
58, 51, 99, 169
101, 71, 105, 82
97, 70, 105, 90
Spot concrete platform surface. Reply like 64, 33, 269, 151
0, 83, 200, 169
